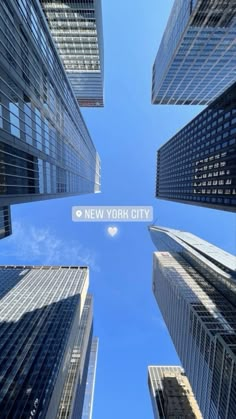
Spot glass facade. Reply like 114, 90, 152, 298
0, 0, 101, 237
156, 82, 236, 212
150, 226, 236, 419
40, 0, 104, 107
152, 0, 236, 105
0, 265, 98, 418
0, 206, 12, 239
57, 295, 93, 419
82, 337, 99, 419
148, 366, 202, 419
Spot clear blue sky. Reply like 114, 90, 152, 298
1, 0, 236, 418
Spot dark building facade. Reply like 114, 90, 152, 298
156, 82, 236, 212
0, 206, 11, 239
152, 0, 236, 105
0, 265, 97, 419
0, 0, 101, 237
150, 226, 236, 419
40, 0, 104, 107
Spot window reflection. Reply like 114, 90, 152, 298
38, 159, 44, 194
9, 101, 20, 138
24, 95, 32, 145
35, 108, 42, 150
46, 162, 51, 193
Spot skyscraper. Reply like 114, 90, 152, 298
0, 265, 98, 418
0, 0, 101, 238
82, 337, 99, 419
156, 82, 236, 212
152, 0, 236, 105
40, 0, 104, 107
150, 226, 236, 419
148, 366, 202, 419
0, 206, 12, 239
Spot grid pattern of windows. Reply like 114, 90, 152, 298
152, 0, 236, 105
0, 265, 91, 418
152, 242, 236, 419
57, 295, 93, 419
0, 206, 12, 239
156, 82, 236, 212
150, 226, 236, 309
82, 337, 99, 419
0, 0, 101, 216
148, 366, 202, 419
40, 0, 104, 107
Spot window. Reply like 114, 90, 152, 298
35, 108, 42, 150
18, 0, 27, 19
0, 99, 2, 129
38, 159, 44, 194
31, 5, 39, 42
24, 95, 32, 145
44, 119, 50, 155
46, 162, 51, 193
9, 100, 20, 138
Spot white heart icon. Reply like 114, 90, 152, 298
107, 227, 118, 237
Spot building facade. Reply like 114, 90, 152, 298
148, 366, 202, 419
40, 0, 104, 107
82, 337, 99, 419
57, 294, 94, 419
0, 265, 97, 418
0, 206, 12, 239
156, 82, 236, 212
0, 0, 101, 237
150, 226, 236, 419
152, 0, 236, 105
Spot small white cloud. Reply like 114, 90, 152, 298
1, 221, 99, 272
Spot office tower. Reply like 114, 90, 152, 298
0, 0, 101, 238
0, 206, 12, 239
150, 226, 236, 419
156, 82, 236, 212
57, 294, 94, 419
40, 0, 104, 107
152, 0, 236, 105
148, 366, 202, 419
0, 265, 98, 418
82, 337, 99, 419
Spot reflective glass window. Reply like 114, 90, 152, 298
9, 101, 20, 138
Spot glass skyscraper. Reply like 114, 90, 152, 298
156, 82, 236, 212
40, 0, 104, 107
0, 0, 101, 238
0, 265, 97, 418
82, 337, 99, 419
152, 0, 236, 105
150, 226, 236, 419
148, 366, 202, 419
0, 206, 12, 239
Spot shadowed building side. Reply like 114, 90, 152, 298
0, 265, 98, 418
0, 0, 101, 238
0, 206, 12, 239
149, 226, 236, 419
156, 82, 236, 212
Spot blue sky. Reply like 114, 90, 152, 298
1, 0, 236, 418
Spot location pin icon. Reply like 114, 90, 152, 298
76, 210, 83, 218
